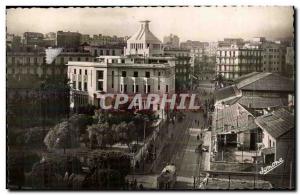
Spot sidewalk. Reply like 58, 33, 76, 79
133, 119, 170, 174
202, 130, 211, 171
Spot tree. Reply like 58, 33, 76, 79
43, 114, 93, 150
44, 121, 79, 150
87, 123, 113, 148
114, 121, 136, 149
24, 127, 48, 149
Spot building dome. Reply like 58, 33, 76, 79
125, 20, 163, 57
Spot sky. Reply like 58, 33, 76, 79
6, 6, 294, 42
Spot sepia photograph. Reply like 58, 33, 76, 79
6, 6, 295, 190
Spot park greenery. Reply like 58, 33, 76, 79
9, 107, 158, 189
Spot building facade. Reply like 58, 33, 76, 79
216, 44, 263, 79
163, 34, 180, 48
285, 46, 295, 79
23, 32, 44, 46
191, 42, 218, 81
67, 56, 175, 108
83, 45, 124, 57
261, 42, 286, 74
67, 20, 176, 110
164, 48, 191, 90
7, 51, 93, 78
56, 31, 81, 49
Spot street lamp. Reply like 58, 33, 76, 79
142, 116, 149, 172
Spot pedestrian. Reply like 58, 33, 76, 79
139, 183, 144, 190
135, 160, 140, 169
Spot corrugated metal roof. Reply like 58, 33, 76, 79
236, 73, 294, 92
237, 96, 288, 109
212, 103, 258, 134
215, 85, 240, 101
255, 108, 294, 139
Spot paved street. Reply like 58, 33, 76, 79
148, 111, 208, 188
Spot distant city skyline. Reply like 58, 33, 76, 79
6, 6, 294, 42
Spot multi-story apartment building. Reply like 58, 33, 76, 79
90, 34, 127, 46
216, 44, 263, 79
6, 50, 93, 78
163, 34, 180, 48
56, 31, 81, 49
190, 42, 218, 81
23, 32, 44, 46
261, 42, 286, 73
164, 48, 191, 90
6, 34, 22, 50
180, 40, 208, 50
218, 38, 244, 48
83, 45, 124, 57
285, 46, 295, 79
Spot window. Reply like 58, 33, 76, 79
73, 81, 76, 89
86, 57, 89, 61
120, 84, 123, 93
112, 71, 114, 88
134, 71, 138, 77
74, 69, 76, 74
100, 50, 103, 55
79, 69, 82, 75
122, 71, 126, 77
85, 70, 87, 75
147, 85, 150, 93
77, 57, 81, 61
269, 140, 271, 148
94, 50, 98, 56
97, 81, 103, 91
132, 85, 135, 93
84, 82, 87, 91
97, 70, 104, 79
136, 85, 139, 93
124, 85, 127, 93
78, 81, 82, 90
158, 72, 161, 76
90, 70, 92, 87
106, 50, 110, 55
158, 84, 160, 90
145, 71, 150, 78
69, 57, 73, 61
34, 57, 38, 65
166, 85, 169, 93
112, 50, 115, 56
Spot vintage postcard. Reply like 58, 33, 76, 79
6, 6, 295, 190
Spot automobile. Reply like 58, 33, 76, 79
195, 144, 209, 153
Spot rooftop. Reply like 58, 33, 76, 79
236, 72, 294, 92
127, 20, 161, 44
213, 103, 258, 134
255, 108, 294, 139
215, 85, 240, 101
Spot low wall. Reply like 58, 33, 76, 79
210, 161, 264, 172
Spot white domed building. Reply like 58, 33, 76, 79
125, 20, 163, 57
